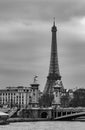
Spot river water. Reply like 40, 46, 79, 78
0, 121, 85, 130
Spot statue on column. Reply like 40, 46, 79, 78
33, 75, 38, 83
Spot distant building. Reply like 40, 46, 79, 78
0, 77, 41, 108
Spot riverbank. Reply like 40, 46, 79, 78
7, 118, 52, 123
7, 117, 85, 123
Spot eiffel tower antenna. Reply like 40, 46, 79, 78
53, 17, 55, 26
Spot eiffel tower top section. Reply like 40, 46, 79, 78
51, 17, 57, 31
48, 19, 61, 80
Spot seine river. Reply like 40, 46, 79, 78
0, 121, 85, 130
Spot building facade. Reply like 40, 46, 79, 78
0, 78, 40, 108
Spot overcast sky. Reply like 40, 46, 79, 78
0, 0, 85, 91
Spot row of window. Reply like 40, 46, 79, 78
0, 98, 25, 105
0, 92, 30, 96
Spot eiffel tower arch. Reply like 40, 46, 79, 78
43, 19, 64, 95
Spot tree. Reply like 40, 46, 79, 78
61, 93, 70, 107
39, 93, 54, 107
69, 89, 85, 107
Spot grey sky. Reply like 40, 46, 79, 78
0, 0, 85, 90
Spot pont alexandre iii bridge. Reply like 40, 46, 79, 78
8, 107, 85, 121
53, 107, 85, 121
17, 107, 85, 121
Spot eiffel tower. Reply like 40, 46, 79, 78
43, 19, 63, 94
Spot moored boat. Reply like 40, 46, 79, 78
0, 111, 9, 125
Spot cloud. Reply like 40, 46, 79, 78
0, 0, 85, 23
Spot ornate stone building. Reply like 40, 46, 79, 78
0, 77, 40, 108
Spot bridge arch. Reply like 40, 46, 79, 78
40, 111, 48, 118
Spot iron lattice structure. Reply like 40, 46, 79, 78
43, 21, 63, 94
